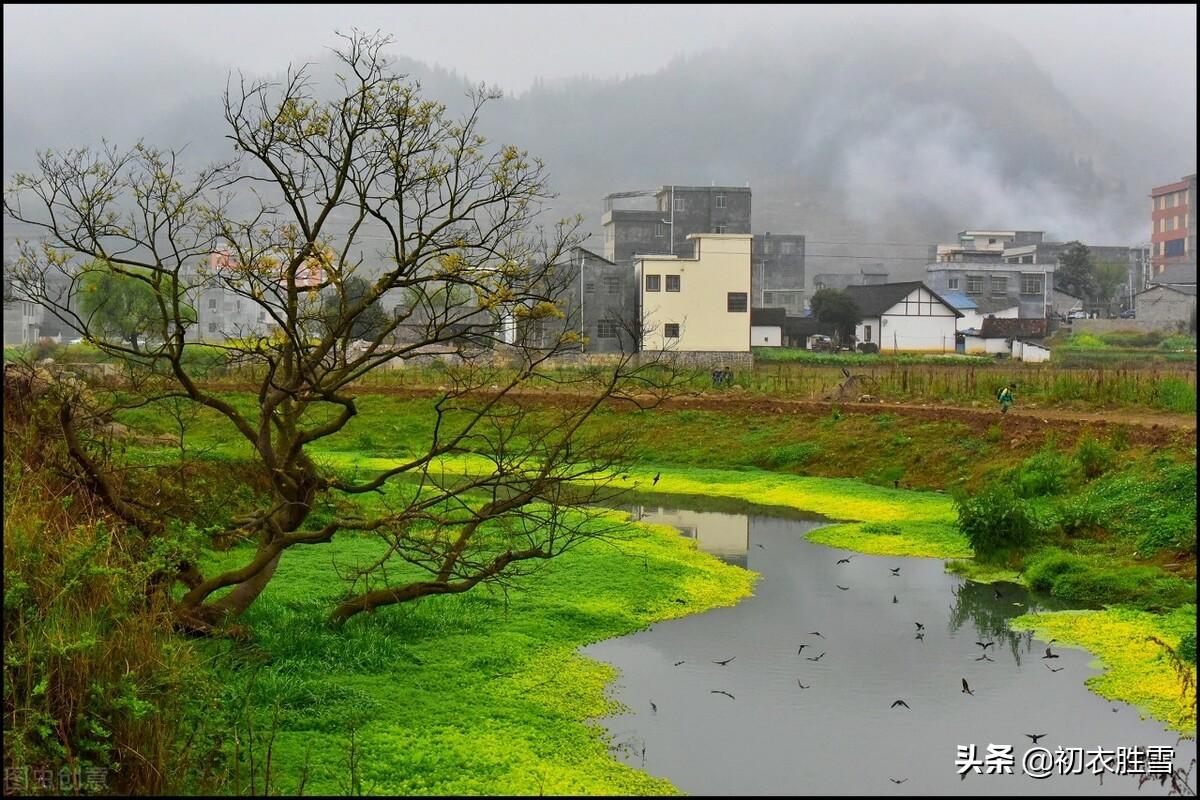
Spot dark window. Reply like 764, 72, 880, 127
1021, 274, 1043, 295
674, 196, 685, 212
1165, 238, 1186, 257
655, 223, 665, 238
208, 297, 217, 310
646, 274, 661, 292
207, 322, 217, 333
714, 225, 727, 234
664, 323, 680, 338
966, 276, 983, 295
604, 276, 620, 295
715, 194, 726, 209
781, 241, 795, 255
990, 276, 1008, 297
948, 278, 959, 290
585, 281, 595, 293
597, 319, 618, 339
864, 324, 872, 343
666, 274, 680, 292
727, 292, 748, 312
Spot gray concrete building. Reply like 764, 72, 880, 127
924, 259, 1051, 318
601, 185, 805, 313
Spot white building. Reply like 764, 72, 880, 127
842, 282, 962, 353
636, 233, 752, 353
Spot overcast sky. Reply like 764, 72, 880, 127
4, 4, 1196, 105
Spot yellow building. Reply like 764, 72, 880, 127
636, 233, 752, 352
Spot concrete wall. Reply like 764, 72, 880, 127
638, 234, 752, 353
1133, 287, 1196, 331
859, 286, 960, 352
1070, 316, 1192, 335
750, 325, 782, 347
926, 263, 1050, 318
1013, 340, 1051, 363
958, 305, 1019, 332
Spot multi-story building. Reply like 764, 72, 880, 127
636, 233, 752, 353
2, 267, 44, 345
601, 185, 804, 312
925, 233, 1051, 318
1150, 173, 1195, 274
811, 265, 890, 293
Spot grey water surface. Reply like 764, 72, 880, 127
581, 498, 1196, 796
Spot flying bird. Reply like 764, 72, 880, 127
890, 567, 901, 576
755, 543, 765, 549
889, 778, 908, 784
975, 654, 994, 662
891, 700, 910, 709
797, 644, 809, 654
1042, 646, 1059, 659
914, 632, 925, 641
653, 472, 661, 486
806, 652, 826, 662
673, 661, 685, 667
797, 680, 810, 689
809, 631, 825, 638
713, 656, 736, 666
836, 557, 852, 565
975, 641, 995, 650
650, 701, 657, 713
961, 678, 974, 696
914, 622, 925, 631
1045, 665, 1064, 673
711, 690, 735, 700
892, 595, 898, 604
836, 584, 850, 591
1025, 734, 1047, 744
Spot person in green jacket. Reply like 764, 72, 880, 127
997, 382, 1017, 413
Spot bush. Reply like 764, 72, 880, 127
1180, 632, 1197, 664
985, 424, 1002, 444
760, 441, 822, 469
1065, 333, 1108, 350
956, 484, 1043, 559
1158, 334, 1196, 352
1074, 435, 1115, 480
1023, 548, 1195, 611
1013, 445, 1081, 497
1154, 376, 1197, 413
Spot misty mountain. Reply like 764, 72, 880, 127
5, 25, 1182, 280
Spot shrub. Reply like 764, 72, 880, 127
1154, 376, 1197, 413
1074, 435, 1115, 480
1023, 548, 1196, 611
985, 424, 1002, 444
1158, 334, 1197, 352
1180, 632, 1197, 664
1066, 333, 1108, 350
761, 441, 822, 469
956, 484, 1042, 559
1013, 445, 1081, 498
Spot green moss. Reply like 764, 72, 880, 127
1009, 605, 1197, 735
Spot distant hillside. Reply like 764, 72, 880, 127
4, 24, 1181, 282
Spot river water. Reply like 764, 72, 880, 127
581, 496, 1196, 795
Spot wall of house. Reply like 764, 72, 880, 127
957, 305, 1019, 332
1013, 340, 1051, 363
860, 286, 959, 352
1134, 287, 1195, 330
638, 234, 752, 353
926, 263, 1050, 318
750, 325, 782, 347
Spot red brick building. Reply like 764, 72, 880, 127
1150, 173, 1196, 274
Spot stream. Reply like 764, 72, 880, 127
581, 496, 1197, 795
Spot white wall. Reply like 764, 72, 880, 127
859, 286, 959, 352
750, 325, 782, 347
1013, 340, 1051, 363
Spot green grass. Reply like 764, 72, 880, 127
200, 511, 753, 795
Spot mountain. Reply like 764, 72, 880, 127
5, 24, 1185, 281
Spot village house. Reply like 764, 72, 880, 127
841, 281, 962, 353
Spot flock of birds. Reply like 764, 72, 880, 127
639, 551, 1077, 787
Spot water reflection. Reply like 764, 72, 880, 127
584, 498, 1196, 796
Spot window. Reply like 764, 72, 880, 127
674, 196, 685, 212
666, 274, 680, 292
715, 194, 726, 209
208, 297, 217, 310
1165, 238, 1186, 257
761, 240, 771, 254
727, 292, 748, 312
585, 281, 595, 293
1020, 274, 1044, 295
781, 241, 795, 255
645, 274, 661, 292
947, 277, 959, 290
656, 222, 665, 238
597, 319, 618, 339
259, 310, 267, 322
208, 322, 217, 333
988, 238, 997, 245
714, 225, 727, 234
664, 323, 680, 338
864, 324, 872, 343
604, 276, 620, 295
990, 276, 1008, 297
966, 276, 983, 295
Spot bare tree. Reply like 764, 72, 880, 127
4, 30, 681, 630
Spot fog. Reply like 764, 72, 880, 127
4, 5, 1196, 277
